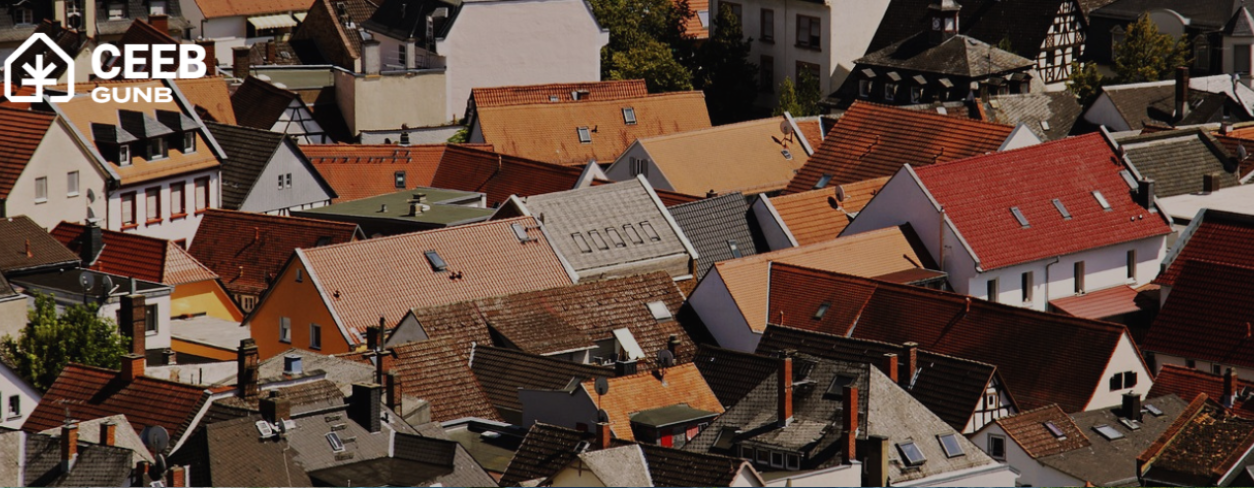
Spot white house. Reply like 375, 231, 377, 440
0, 361, 40, 430
205, 122, 336, 215
0, 107, 109, 231
177, 0, 309, 66
842, 131, 1171, 319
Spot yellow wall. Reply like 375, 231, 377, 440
171, 338, 236, 362
246, 258, 348, 360
171, 280, 244, 321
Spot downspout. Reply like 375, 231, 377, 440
1043, 256, 1061, 310
938, 205, 945, 271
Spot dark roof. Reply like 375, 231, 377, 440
3, 21, 84, 80
0, 216, 80, 274
360, 336, 500, 422
867, 0, 1070, 60
0, 107, 56, 200
24, 433, 134, 487
307, 434, 460, 486
429, 145, 586, 207
637, 443, 749, 487
95, 0, 191, 36
469, 345, 613, 423
407, 421, 502, 486
858, 33, 1034, 79
365, 0, 462, 42
205, 122, 287, 210
1143, 260, 1254, 370
1040, 395, 1189, 486
201, 415, 313, 487
901, 92, 1083, 141
1149, 365, 1254, 418
990, 404, 1090, 459
667, 192, 759, 280
1101, 83, 1241, 130
1092, 0, 1239, 27
1139, 395, 1254, 486
499, 422, 593, 486
231, 77, 299, 130
692, 345, 780, 408
757, 325, 1004, 432
1157, 209, 1254, 287
1119, 128, 1238, 198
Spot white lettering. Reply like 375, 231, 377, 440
91, 86, 110, 102
177, 45, 207, 78
123, 45, 147, 78
150, 44, 175, 79
93, 44, 121, 79
154, 87, 173, 102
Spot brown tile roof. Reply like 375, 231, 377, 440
1148, 365, 1254, 418
357, 336, 499, 422
302, 144, 489, 202
589, 178, 702, 206
23, 363, 210, 442
428, 145, 587, 207
709, 225, 935, 333
174, 77, 237, 125
795, 118, 824, 147
0, 107, 55, 200
231, 76, 299, 130
786, 102, 1013, 193
1143, 260, 1254, 371
1048, 284, 1142, 320
195, 0, 314, 19
767, 177, 888, 245
474, 91, 711, 166
1139, 395, 1254, 486
628, 116, 809, 196
469, 345, 613, 423
470, 80, 649, 109
292, 216, 574, 339
991, 404, 1091, 459
579, 363, 723, 441
189, 209, 360, 296
52, 222, 218, 285
0, 216, 80, 273
1157, 209, 1254, 287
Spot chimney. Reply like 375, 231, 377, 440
1136, 179, 1156, 209
385, 370, 402, 410
1204, 173, 1223, 193
266, 41, 277, 64
1224, 368, 1238, 408
61, 422, 79, 472
863, 435, 890, 486
777, 355, 793, 427
667, 335, 680, 355
120, 354, 145, 382
283, 354, 302, 375
162, 348, 177, 366
363, 39, 381, 75
120, 294, 146, 355
260, 390, 291, 424
366, 325, 381, 351
237, 338, 260, 401
166, 466, 186, 488
232, 47, 250, 80
879, 353, 898, 383
197, 39, 217, 74
1122, 392, 1143, 421
596, 421, 612, 450
148, 14, 168, 34
80, 220, 103, 266
100, 421, 117, 447
614, 359, 638, 376
1175, 67, 1190, 123
900, 342, 919, 388
349, 383, 383, 433
842, 386, 859, 464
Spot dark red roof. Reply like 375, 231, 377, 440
1148, 364, 1254, 418
1157, 209, 1254, 287
786, 102, 1013, 193
429, 145, 586, 207
912, 133, 1171, 270
188, 209, 360, 296
1144, 260, 1254, 370
0, 107, 55, 200
1048, 284, 1141, 320
51, 222, 190, 284
765, 263, 1142, 412
24, 364, 210, 441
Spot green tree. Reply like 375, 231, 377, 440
773, 71, 821, 117
1067, 61, 1105, 106
774, 76, 802, 116
608, 39, 694, 91
592, 0, 695, 91
447, 127, 469, 143
2, 293, 128, 391
1113, 15, 1190, 83
694, 4, 759, 123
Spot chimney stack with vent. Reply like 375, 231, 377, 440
901, 342, 918, 388
61, 422, 79, 473
615, 359, 637, 376
100, 421, 117, 447
596, 421, 612, 450
163, 348, 177, 366
260, 390, 291, 424
237, 338, 260, 401
349, 383, 383, 433
119, 295, 146, 381
1175, 67, 1190, 123
1122, 392, 1143, 421
842, 386, 859, 464
232, 47, 250, 80
363, 39, 381, 75
667, 335, 680, 356
80, 220, 103, 266
879, 354, 898, 383
1225, 368, 1239, 408
148, 14, 168, 34
1204, 173, 1223, 193
1136, 179, 1156, 209
777, 354, 793, 427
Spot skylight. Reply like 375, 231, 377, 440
1010, 206, 1030, 228
647, 300, 673, 321
572, 233, 592, 253
898, 442, 927, 466
728, 239, 742, 258
589, 230, 609, 250
511, 223, 530, 242
1044, 421, 1066, 438
824, 374, 857, 398
1144, 404, 1164, 417
782, 149, 793, 160
1119, 170, 1138, 189
577, 127, 592, 143
1093, 424, 1124, 440
1052, 199, 1071, 220
1092, 191, 1111, 210
1119, 418, 1141, 431
938, 434, 964, 458
814, 174, 834, 189
622, 107, 637, 125
623, 224, 644, 244
1040, 120, 1051, 131
814, 302, 831, 320
424, 250, 447, 272
607, 228, 627, 247
326, 432, 345, 452
640, 221, 661, 241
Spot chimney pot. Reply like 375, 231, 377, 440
80, 221, 103, 266
148, 14, 168, 34
777, 356, 793, 427
864, 435, 890, 486
842, 386, 859, 464
1136, 179, 1156, 209
266, 41, 277, 64
879, 353, 899, 383
667, 334, 680, 355
349, 383, 383, 433
166, 465, 186, 487
1122, 392, 1143, 421
596, 421, 612, 450
901, 342, 919, 388
237, 338, 260, 400
61, 422, 79, 472
232, 47, 251, 80
120, 294, 147, 353
120, 354, 145, 382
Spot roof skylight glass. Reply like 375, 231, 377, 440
1093, 424, 1124, 440
1092, 191, 1111, 210
898, 442, 927, 466
1052, 199, 1071, 220
1144, 404, 1164, 417
814, 302, 831, 320
814, 174, 834, 189
938, 434, 964, 458
1044, 421, 1066, 438
424, 250, 447, 272
326, 432, 345, 452
1011, 206, 1030, 228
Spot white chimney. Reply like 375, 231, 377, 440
363, 39, 381, 75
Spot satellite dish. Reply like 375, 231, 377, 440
150, 454, 167, 481
86, 188, 95, 202
594, 377, 610, 396
779, 119, 794, 136
141, 425, 170, 453
78, 271, 94, 292
657, 350, 675, 368
101, 275, 114, 297
596, 409, 610, 424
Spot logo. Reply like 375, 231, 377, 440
4, 33, 74, 103
4, 33, 208, 104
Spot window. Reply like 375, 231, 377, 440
786, 453, 799, 470
938, 434, 964, 458
278, 174, 285, 190
121, 192, 137, 226
1194, 37, 1211, 71
910, 86, 923, 103
1123, 371, 1138, 389
728, 240, 742, 258
624, 225, 644, 244
884, 83, 897, 101
1236, 44, 1251, 74
607, 228, 626, 247
62, 173, 80, 201
1109, 372, 1124, 391
859, 79, 871, 98
395, 171, 406, 189
796, 15, 820, 49
813, 302, 830, 320
194, 177, 209, 211
145, 304, 158, 333
279, 317, 291, 343
986, 392, 997, 409
398, 44, 407, 66
285, 173, 292, 189
34, 177, 47, 203
986, 434, 1007, 459
8, 395, 19, 417
1146, 404, 1165, 416
640, 221, 661, 241
1126, 249, 1137, 281
630, 158, 649, 177
755, 447, 769, 465
577, 127, 592, 143
146, 187, 161, 223
309, 323, 322, 350
1021, 272, 1033, 303
741, 446, 754, 460
326, 431, 344, 451
1052, 198, 1071, 219
588, 230, 609, 250
1093, 424, 1124, 440
1074, 261, 1085, 294
647, 301, 673, 321
118, 144, 131, 166
770, 451, 784, 468
796, 61, 820, 87
424, 250, 448, 271
572, 233, 592, 253
1185, 358, 1195, 369
168, 181, 185, 216
15, 7, 32, 24
897, 442, 927, 466
986, 279, 998, 303
622, 107, 637, 125
295, 268, 303, 282
148, 138, 168, 160
760, 55, 774, 93
1010, 206, 1029, 227
760, 9, 774, 42
183, 132, 196, 153
107, 2, 125, 19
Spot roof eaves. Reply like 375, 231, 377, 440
758, 194, 799, 248
48, 100, 121, 184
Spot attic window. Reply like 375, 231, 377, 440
898, 442, 927, 466
814, 174, 834, 189
623, 224, 644, 244
395, 171, 406, 189
1092, 424, 1124, 440
588, 230, 610, 250
639, 221, 661, 241
1010, 206, 1030, 228
1044, 421, 1066, 439
813, 302, 831, 320
1040, 120, 1051, 131
938, 434, 964, 458
728, 239, 742, 258
1052, 199, 1071, 220
577, 127, 592, 143
1092, 191, 1111, 210
326, 432, 346, 452
607, 228, 627, 247
824, 374, 857, 398
424, 250, 447, 272
572, 233, 592, 253
647, 300, 673, 321
782, 149, 793, 160
623, 107, 637, 125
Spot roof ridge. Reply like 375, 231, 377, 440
204, 120, 288, 139
409, 270, 671, 314
475, 90, 707, 113
200, 208, 359, 230
62, 362, 209, 390
850, 101, 1017, 131
305, 215, 536, 254
914, 132, 1106, 175
637, 116, 787, 144
442, 145, 585, 174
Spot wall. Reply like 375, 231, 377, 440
0, 295, 25, 340
973, 423, 1081, 487
765, 464, 859, 487
334, 68, 448, 135
6, 119, 107, 231
1084, 332, 1153, 411
291, 1, 359, 72
895, 465, 1019, 487
750, 195, 798, 251
244, 257, 346, 360
436, 0, 608, 120
385, 313, 431, 348
170, 280, 242, 321
0, 364, 40, 430
605, 144, 676, 193
1083, 93, 1131, 132
1223, 35, 1253, 75
550, 462, 608, 487
962, 376, 1016, 434
238, 140, 334, 214
688, 269, 762, 352
108, 168, 219, 246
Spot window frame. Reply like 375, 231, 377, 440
309, 323, 322, 350
1021, 271, 1033, 303
622, 107, 637, 125
107, 2, 125, 20
148, 137, 168, 160
858, 79, 871, 98
194, 177, 210, 212
145, 186, 162, 224
795, 15, 820, 50
279, 317, 291, 343
1126, 249, 1137, 281
183, 132, 196, 153
884, 82, 897, 101
988, 434, 1006, 460
986, 278, 998, 303
1074, 261, 1086, 294
34, 176, 47, 203
759, 55, 774, 93
67, 171, 80, 197
121, 192, 138, 228
170, 182, 186, 217
760, 8, 774, 42
577, 127, 592, 143
7, 395, 19, 418
395, 170, 407, 189
144, 304, 158, 333
1109, 372, 1124, 391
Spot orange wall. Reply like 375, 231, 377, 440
247, 257, 350, 360
171, 338, 235, 362
171, 280, 244, 321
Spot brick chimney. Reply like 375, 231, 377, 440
1204, 173, 1223, 193
596, 421, 612, 450
196, 39, 216, 74
162, 348, 177, 366
842, 386, 859, 464
1224, 368, 1238, 408
260, 390, 291, 424
1174, 66, 1190, 123
120, 295, 146, 356
100, 421, 117, 447
148, 14, 168, 34
166, 466, 186, 487
879, 353, 898, 383
61, 422, 79, 473
777, 355, 793, 428
349, 383, 382, 433
1136, 179, 1156, 209
120, 354, 145, 382
237, 338, 260, 401
232, 47, 250, 80
900, 342, 918, 388
266, 41, 277, 64
863, 435, 889, 486
385, 370, 402, 411
79, 220, 103, 266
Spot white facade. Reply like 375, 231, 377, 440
0, 363, 40, 430
269, 99, 332, 144
763, 464, 860, 487
237, 139, 334, 215
964, 376, 1016, 434
106, 169, 220, 246
891, 464, 1018, 487
1086, 332, 1153, 411
972, 422, 1083, 487
3, 118, 108, 231
749, 195, 797, 251
688, 269, 762, 352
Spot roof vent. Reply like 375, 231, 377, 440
283, 354, 302, 375
782, 149, 793, 160
511, 223, 534, 243
1010, 206, 1029, 228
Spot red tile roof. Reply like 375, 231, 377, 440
991, 404, 1091, 459
189, 209, 361, 296
786, 102, 1013, 193
1148, 365, 1254, 418
765, 263, 1143, 412
429, 146, 588, 207
0, 107, 55, 200
341, 336, 500, 422
1048, 285, 1141, 320
681, 0, 709, 38
768, 177, 888, 245
24, 364, 210, 442
911, 133, 1172, 270
1157, 209, 1254, 287
1143, 260, 1254, 370
52, 222, 218, 285
302, 144, 490, 202
470, 80, 649, 109
195, 0, 314, 18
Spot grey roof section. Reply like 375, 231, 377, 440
1120, 129, 1239, 198
630, 404, 720, 428
156, 109, 198, 132
24, 433, 133, 487
578, 445, 654, 487
202, 415, 314, 487
667, 192, 759, 280
515, 178, 696, 281
95, 0, 192, 36
37, 415, 154, 466
1100, 83, 1243, 130
409, 421, 500, 487
169, 314, 250, 352
986, 92, 1083, 140
857, 33, 1035, 79
281, 400, 416, 473
1039, 395, 1190, 486
205, 122, 287, 210
469, 345, 613, 424
118, 109, 174, 139
254, 348, 375, 397
91, 123, 138, 144
309, 433, 462, 486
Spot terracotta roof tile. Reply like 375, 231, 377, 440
1148, 365, 1254, 418
768, 177, 888, 245
174, 76, 237, 125
580, 362, 724, 441
1143, 260, 1254, 370
681, 0, 709, 38
0, 216, 80, 273
470, 80, 649, 109
195, 0, 314, 19
1157, 209, 1254, 286
429, 146, 587, 207
189, 209, 360, 296
500, 423, 594, 486
0, 107, 54, 200
303, 144, 489, 202
294, 216, 574, 339
911, 132, 1172, 270
52, 222, 218, 285
795, 118, 824, 147
628, 116, 809, 196
991, 404, 1091, 459
787, 102, 1013, 193
1048, 284, 1141, 320
347, 336, 500, 422
475, 91, 711, 166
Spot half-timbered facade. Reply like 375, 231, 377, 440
1036, 0, 1086, 84
968, 375, 1017, 433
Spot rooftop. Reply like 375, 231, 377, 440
579, 363, 724, 442
1039, 395, 1189, 486
52, 222, 219, 286
0, 107, 55, 201
206, 122, 337, 211
297, 188, 494, 227
169, 315, 249, 351
1119, 128, 1238, 198
1158, 179, 1254, 223
302, 143, 492, 203
231, 76, 301, 131
0, 216, 81, 274
174, 76, 237, 125
857, 33, 1034, 79
1149, 365, 1254, 417
768, 177, 889, 246
1138, 394, 1254, 487
429, 145, 589, 207
469, 80, 649, 109
1158, 209, 1254, 286
991, 404, 1090, 459
469, 346, 613, 424
1143, 260, 1254, 370
667, 192, 760, 280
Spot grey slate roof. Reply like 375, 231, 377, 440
118, 109, 174, 139
499, 422, 593, 486
858, 33, 1034, 79
469, 345, 613, 424
205, 122, 287, 210
1038, 395, 1189, 486
693, 345, 781, 408
638, 443, 752, 487
1100, 83, 1242, 130
200, 415, 314, 487
667, 192, 759, 280
986, 92, 1083, 140
253, 348, 375, 397
307, 433, 462, 486
1120, 129, 1238, 198
408, 421, 505, 487
866, 0, 1075, 61
24, 434, 133, 487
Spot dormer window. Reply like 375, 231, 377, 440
15, 8, 33, 25
149, 0, 167, 15
118, 145, 132, 166
108, 2, 126, 20
148, 138, 168, 160
183, 132, 196, 153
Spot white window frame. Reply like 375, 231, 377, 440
309, 323, 322, 350
67, 171, 79, 197
34, 176, 47, 203
988, 434, 1006, 460
16, 8, 33, 24
107, 3, 125, 20
118, 144, 132, 166
279, 317, 291, 343
183, 132, 196, 153
148, 138, 168, 160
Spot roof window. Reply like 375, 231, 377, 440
588, 230, 609, 250
394, 170, 406, 189
572, 233, 592, 253
1052, 199, 1071, 220
623, 224, 644, 244
326, 432, 346, 452
1144, 404, 1164, 417
1092, 424, 1124, 440
623, 107, 637, 125
424, 250, 447, 272
814, 174, 834, 189
813, 302, 831, 320
1010, 206, 1029, 228
607, 228, 627, 247
511, 223, 531, 243
1040, 120, 1051, 131
1118, 418, 1141, 431
938, 434, 964, 458
824, 374, 857, 398
728, 239, 742, 258
577, 127, 592, 143
647, 300, 673, 321
256, 420, 275, 439
1044, 421, 1066, 439
1119, 170, 1138, 189
1092, 191, 1111, 210
639, 221, 661, 241
898, 442, 927, 466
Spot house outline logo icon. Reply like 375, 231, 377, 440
4, 33, 75, 103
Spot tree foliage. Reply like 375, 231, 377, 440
1067, 61, 1105, 106
693, 4, 758, 123
2, 293, 127, 391
774, 70, 821, 117
592, 0, 695, 91
1113, 15, 1190, 83
608, 39, 694, 91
